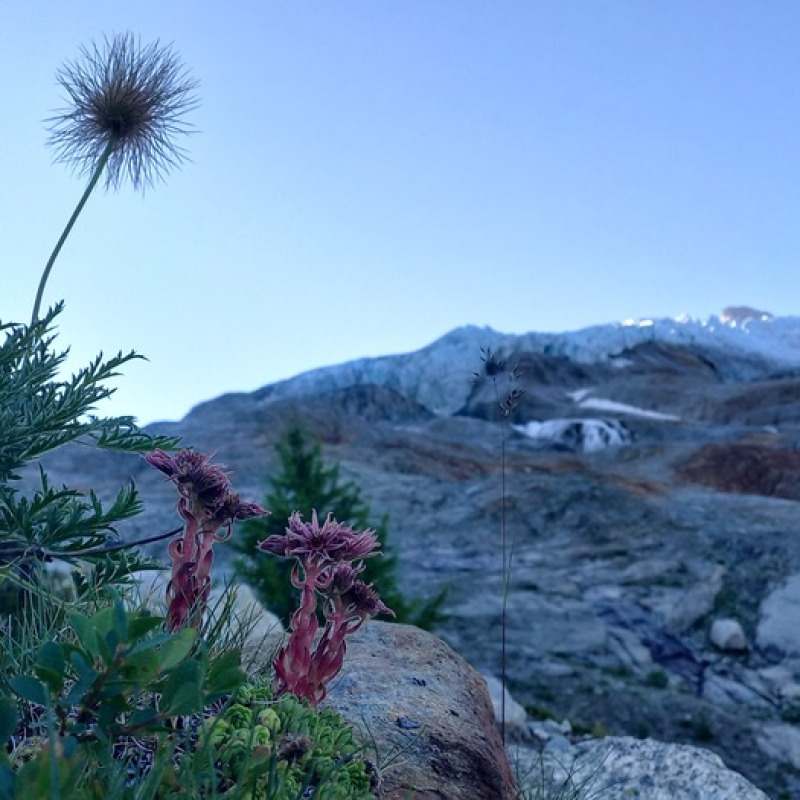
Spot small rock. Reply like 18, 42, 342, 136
757, 574, 800, 657
482, 673, 527, 730
665, 565, 726, 632
710, 617, 747, 651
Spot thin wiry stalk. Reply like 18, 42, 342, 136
30, 140, 114, 325
498, 380, 509, 745
475, 349, 525, 747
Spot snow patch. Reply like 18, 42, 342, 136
515, 419, 632, 452
578, 397, 680, 421
568, 388, 594, 402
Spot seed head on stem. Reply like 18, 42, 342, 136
31, 32, 199, 325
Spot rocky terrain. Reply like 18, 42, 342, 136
33, 311, 800, 798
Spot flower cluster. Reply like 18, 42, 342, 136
145, 449, 267, 631
258, 510, 393, 705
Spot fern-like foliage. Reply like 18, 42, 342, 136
0, 304, 177, 607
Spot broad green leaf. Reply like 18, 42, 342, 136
8, 676, 48, 706
122, 649, 161, 685
0, 697, 18, 743
0, 764, 14, 800
160, 659, 202, 716
34, 641, 65, 695
69, 611, 100, 658
206, 650, 246, 699
155, 628, 196, 673
127, 706, 165, 731
127, 613, 165, 642
112, 596, 129, 642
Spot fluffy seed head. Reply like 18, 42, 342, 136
47, 32, 199, 191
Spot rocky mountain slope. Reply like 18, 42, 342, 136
35, 310, 800, 798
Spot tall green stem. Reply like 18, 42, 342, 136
30, 138, 116, 326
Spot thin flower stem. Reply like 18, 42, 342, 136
494, 378, 509, 747
30, 137, 116, 326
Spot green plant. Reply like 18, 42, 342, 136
2, 594, 375, 798
511, 742, 616, 800
692, 714, 714, 742
193, 681, 374, 799
3, 593, 246, 798
0, 305, 179, 670
0, 31, 378, 798
231, 424, 447, 630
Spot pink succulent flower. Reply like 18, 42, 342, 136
260, 510, 393, 705
145, 449, 268, 630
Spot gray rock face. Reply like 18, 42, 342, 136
28, 321, 800, 798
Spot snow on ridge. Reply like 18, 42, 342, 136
251, 314, 800, 417
514, 314, 800, 369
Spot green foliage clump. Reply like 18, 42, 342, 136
0, 311, 377, 798
230, 425, 448, 630
0, 595, 375, 799
196, 681, 373, 799
0, 305, 178, 667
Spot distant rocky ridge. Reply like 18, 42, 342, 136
32, 312, 800, 798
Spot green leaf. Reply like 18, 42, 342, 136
34, 642, 65, 695
63, 651, 99, 705
0, 764, 15, 800
160, 659, 202, 716
111, 595, 129, 642
205, 650, 246, 700
9, 676, 48, 706
69, 611, 100, 658
0, 697, 18, 744
153, 628, 196, 673
127, 706, 165, 732
127, 613, 165, 642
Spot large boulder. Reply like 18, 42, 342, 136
510, 736, 769, 800
323, 621, 517, 800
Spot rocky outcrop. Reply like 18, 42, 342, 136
322, 621, 517, 800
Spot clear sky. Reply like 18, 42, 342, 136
3, 2, 800, 424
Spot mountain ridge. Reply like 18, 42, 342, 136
188, 312, 800, 423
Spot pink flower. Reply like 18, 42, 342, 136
258, 510, 379, 566
145, 449, 268, 630
262, 510, 392, 705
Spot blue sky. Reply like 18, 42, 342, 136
3, 2, 800, 424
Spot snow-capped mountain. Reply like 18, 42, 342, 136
240, 309, 800, 418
